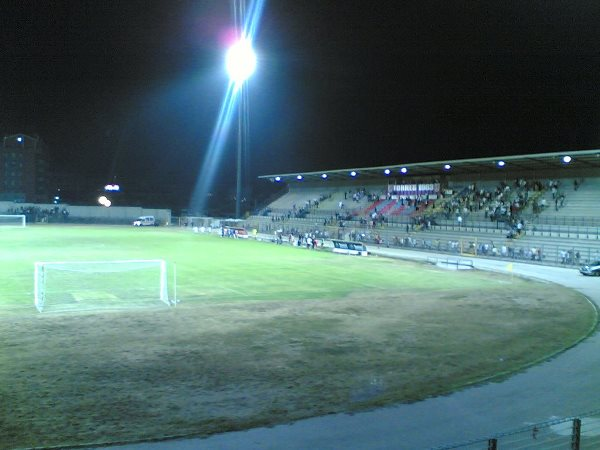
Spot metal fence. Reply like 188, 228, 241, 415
428, 220, 600, 241
520, 214, 600, 228
256, 208, 600, 241
248, 221, 600, 266
434, 411, 600, 449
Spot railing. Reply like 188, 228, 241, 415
252, 212, 600, 243
434, 410, 600, 449
521, 214, 600, 227
247, 221, 600, 266
260, 207, 420, 226
429, 221, 600, 240
256, 208, 600, 239
427, 257, 474, 270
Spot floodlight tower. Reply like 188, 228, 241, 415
226, 30, 256, 218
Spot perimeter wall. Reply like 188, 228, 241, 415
0, 201, 172, 225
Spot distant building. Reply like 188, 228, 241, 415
0, 134, 49, 202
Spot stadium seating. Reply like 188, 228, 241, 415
249, 175, 600, 266
533, 178, 600, 220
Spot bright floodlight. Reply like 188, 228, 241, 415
497, 160, 506, 167
350, 171, 357, 177
562, 155, 572, 164
444, 164, 452, 170
321, 173, 328, 179
226, 38, 257, 84
296, 175, 303, 180
384, 169, 391, 175
17, 136, 23, 143
400, 167, 408, 174
275, 176, 281, 182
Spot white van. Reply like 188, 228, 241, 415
133, 216, 156, 227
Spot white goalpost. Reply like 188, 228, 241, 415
34, 259, 169, 312
0, 214, 26, 227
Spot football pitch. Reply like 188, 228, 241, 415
0, 225, 597, 449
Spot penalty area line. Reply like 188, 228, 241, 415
219, 286, 251, 296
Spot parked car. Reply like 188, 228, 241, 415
133, 216, 157, 227
579, 260, 600, 276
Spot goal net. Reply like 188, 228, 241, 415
34, 259, 169, 312
0, 214, 26, 227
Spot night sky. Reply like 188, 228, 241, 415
2, 0, 600, 212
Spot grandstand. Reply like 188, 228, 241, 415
252, 149, 600, 266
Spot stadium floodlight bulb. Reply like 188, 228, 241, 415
350, 171, 357, 177
384, 169, 391, 175
296, 175, 303, 180
497, 160, 506, 167
400, 167, 408, 174
444, 164, 451, 170
562, 155, 572, 164
321, 173, 328, 179
226, 38, 257, 85
275, 176, 281, 182
98, 196, 108, 206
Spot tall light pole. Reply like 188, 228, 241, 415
226, 34, 256, 218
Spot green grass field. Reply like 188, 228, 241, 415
0, 225, 597, 449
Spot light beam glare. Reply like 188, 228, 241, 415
243, 0, 265, 45
189, 0, 265, 215
189, 83, 238, 214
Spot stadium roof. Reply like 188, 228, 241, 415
258, 149, 600, 183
